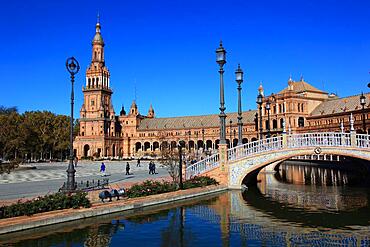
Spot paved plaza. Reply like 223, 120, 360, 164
0, 160, 169, 201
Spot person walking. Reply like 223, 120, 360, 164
149, 161, 153, 174
137, 158, 141, 167
100, 162, 106, 176
153, 162, 157, 174
126, 162, 130, 175
74, 156, 78, 167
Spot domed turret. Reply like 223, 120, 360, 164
129, 100, 138, 116
288, 75, 294, 91
258, 82, 264, 96
120, 105, 126, 116
147, 104, 155, 118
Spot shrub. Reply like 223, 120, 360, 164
0, 192, 91, 219
125, 176, 219, 198
183, 176, 219, 189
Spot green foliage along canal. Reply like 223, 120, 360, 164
1, 162, 370, 246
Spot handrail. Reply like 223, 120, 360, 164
186, 132, 370, 179
185, 153, 219, 179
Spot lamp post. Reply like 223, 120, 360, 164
360, 92, 366, 133
266, 99, 271, 138
178, 143, 183, 190
233, 129, 236, 146
188, 130, 191, 152
235, 64, 243, 146
202, 128, 205, 151
216, 41, 227, 144
229, 119, 233, 148
256, 93, 263, 139
65, 57, 80, 191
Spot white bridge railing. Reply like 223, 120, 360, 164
185, 132, 370, 179
286, 132, 351, 148
185, 153, 219, 179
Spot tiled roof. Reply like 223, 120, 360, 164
278, 81, 327, 94
138, 110, 257, 130
310, 93, 370, 117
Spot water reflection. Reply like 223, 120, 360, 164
274, 161, 369, 186
2, 163, 370, 246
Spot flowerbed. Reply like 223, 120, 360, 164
126, 176, 219, 198
0, 192, 91, 219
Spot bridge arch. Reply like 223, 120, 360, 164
229, 146, 370, 188
186, 132, 370, 189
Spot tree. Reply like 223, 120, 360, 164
158, 131, 182, 184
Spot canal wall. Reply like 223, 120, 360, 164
0, 185, 227, 235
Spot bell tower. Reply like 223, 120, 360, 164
79, 16, 116, 138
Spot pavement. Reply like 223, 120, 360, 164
0, 160, 170, 202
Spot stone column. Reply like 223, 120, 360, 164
350, 113, 356, 147
182, 160, 186, 181
218, 143, 229, 186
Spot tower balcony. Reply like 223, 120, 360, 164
82, 85, 112, 93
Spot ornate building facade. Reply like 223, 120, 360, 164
74, 20, 370, 159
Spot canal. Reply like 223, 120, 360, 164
1, 161, 370, 246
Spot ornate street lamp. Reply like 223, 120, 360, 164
216, 41, 227, 144
235, 64, 243, 145
65, 57, 80, 191
202, 128, 205, 151
256, 93, 263, 139
360, 92, 366, 133
266, 99, 271, 138
188, 130, 191, 151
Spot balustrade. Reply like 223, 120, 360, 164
186, 132, 370, 179
185, 153, 219, 179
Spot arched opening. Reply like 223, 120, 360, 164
135, 142, 142, 152
153, 142, 159, 151
233, 139, 238, 147
206, 140, 213, 150
273, 119, 278, 129
189, 140, 195, 150
242, 138, 248, 144
226, 139, 231, 148
83, 144, 90, 157
112, 144, 116, 157
215, 139, 220, 149
197, 140, 204, 150
298, 117, 305, 127
170, 141, 177, 150
105, 147, 109, 157
144, 142, 150, 151
97, 148, 101, 157
251, 137, 257, 142
161, 141, 169, 150
280, 118, 284, 129
179, 140, 185, 148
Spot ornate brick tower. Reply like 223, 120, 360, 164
75, 17, 120, 158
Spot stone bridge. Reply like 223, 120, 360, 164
185, 132, 370, 189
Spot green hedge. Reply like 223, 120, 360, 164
126, 176, 219, 198
0, 192, 91, 219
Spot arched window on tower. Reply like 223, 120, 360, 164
96, 77, 99, 87
301, 104, 304, 112
297, 103, 300, 112
88, 78, 91, 88
298, 117, 305, 127
273, 119, 277, 129
92, 78, 95, 88
95, 51, 97, 60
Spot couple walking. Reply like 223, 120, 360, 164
148, 161, 157, 174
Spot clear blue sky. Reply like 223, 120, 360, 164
1, 0, 370, 118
